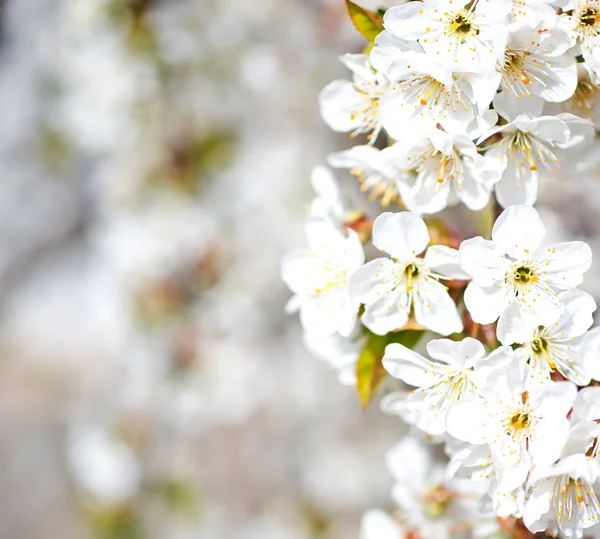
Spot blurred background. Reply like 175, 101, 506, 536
3, 2, 600, 539
0, 1, 406, 538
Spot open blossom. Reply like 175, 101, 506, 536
349, 212, 467, 336
386, 436, 496, 539
319, 53, 390, 143
282, 218, 364, 337
327, 145, 408, 207
383, 338, 514, 435
383, 0, 511, 72
494, 26, 577, 117
447, 360, 578, 491
459, 205, 592, 327
480, 113, 593, 207
388, 128, 505, 214
498, 289, 598, 384
524, 454, 600, 537
378, 52, 481, 140
558, 1, 600, 73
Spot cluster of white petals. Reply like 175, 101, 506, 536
283, 0, 600, 537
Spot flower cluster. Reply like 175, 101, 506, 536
283, 0, 600, 537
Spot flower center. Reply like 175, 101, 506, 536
531, 336, 548, 354
513, 265, 537, 283
446, 9, 478, 42
404, 262, 421, 292
423, 485, 453, 520
580, 7, 599, 27
510, 412, 531, 431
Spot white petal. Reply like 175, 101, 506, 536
492, 205, 546, 258
372, 212, 429, 259
383, 343, 443, 387
552, 289, 597, 339
383, 2, 430, 41
446, 398, 489, 445
459, 237, 508, 287
537, 241, 592, 289
413, 279, 463, 336
426, 337, 485, 368
424, 245, 470, 280
464, 282, 511, 325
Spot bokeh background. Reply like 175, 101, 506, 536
3, 1, 600, 539
0, 1, 405, 538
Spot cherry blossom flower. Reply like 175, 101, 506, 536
282, 218, 365, 337
349, 212, 467, 336
387, 128, 505, 214
383, 338, 514, 435
383, 0, 511, 72
498, 289, 598, 384
447, 360, 578, 491
479, 113, 594, 207
319, 54, 390, 143
327, 145, 408, 207
460, 205, 592, 327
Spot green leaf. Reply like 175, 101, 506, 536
356, 329, 425, 410
345, 0, 385, 43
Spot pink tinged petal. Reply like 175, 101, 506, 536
459, 237, 508, 286
445, 398, 489, 445
383, 2, 432, 41
426, 337, 485, 368
424, 245, 470, 280
464, 281, 512, 325
372, 212, 430, 259
383, 343, 444, 387
413, 279, 463, 336
537, 241, 592, 289
492, 205, 546, 258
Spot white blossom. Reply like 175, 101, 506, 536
498, 289, 598, 384
282, 218, 365, 337
319, 54, 390, 143
383, 0, 511, 72
447, 360, 578, 491
350, 212, 467, 336
383, 338, 514, 435
460, 205, 592, 327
